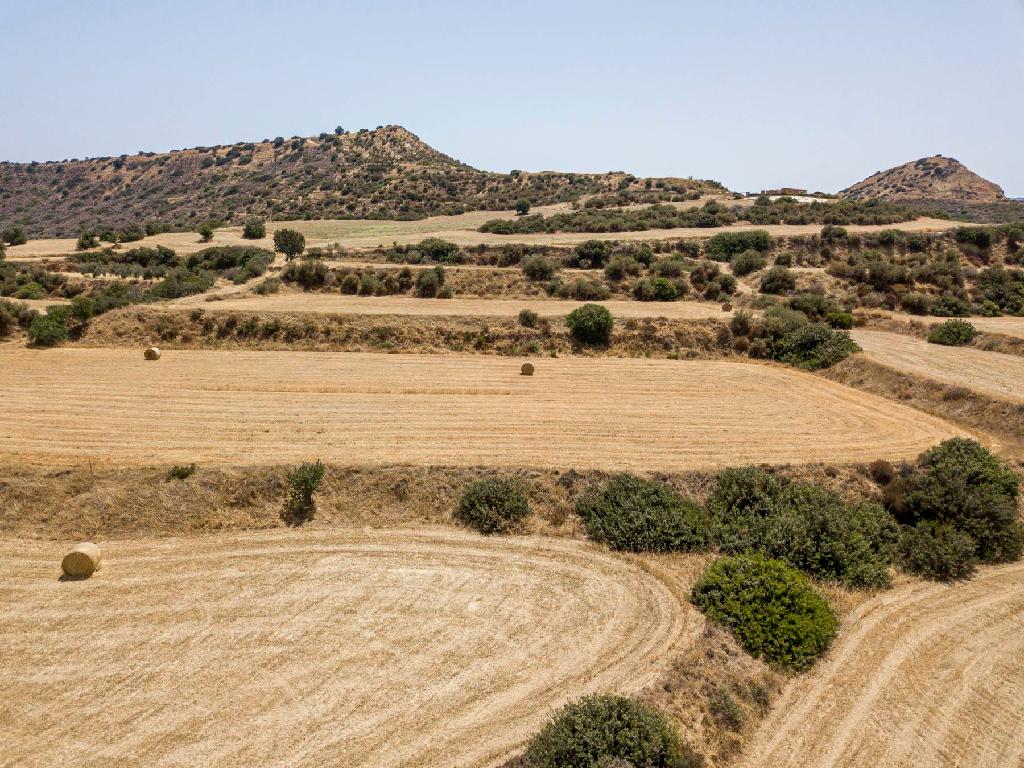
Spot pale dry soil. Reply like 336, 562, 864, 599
0, 348, 964, 469
172, 291, 737, 319
7, 213, 965, 258
851, 330, 1024, 402
741, 560, 1024, 768
0, 528, 691, 768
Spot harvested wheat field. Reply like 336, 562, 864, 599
175, 293, 736, 320
0, 528, 691, 768
0, 348, 964, 469
741, 561, 1024, 768
852, 330, 1024, 402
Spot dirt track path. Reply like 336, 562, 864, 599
169, 293, 735, 320
852, 330, 1024, 402
0, 348, 963, 469
740, 561, 1024, 768
0, 528, 692, 768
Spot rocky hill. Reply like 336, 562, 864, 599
0, 125, 724, 237
840, 155, 1004, 203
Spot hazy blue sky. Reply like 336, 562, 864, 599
4, 0, 1022, 195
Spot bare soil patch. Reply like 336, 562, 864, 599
0, 348, 962, 470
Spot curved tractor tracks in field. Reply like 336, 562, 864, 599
741, 561, 1024, 768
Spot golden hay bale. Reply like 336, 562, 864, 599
520, 362, 535, 376
721, 303, 733, 312
61, 542, 101, 578
144, 347, 161, 361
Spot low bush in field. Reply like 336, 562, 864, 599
691, 553, 838, 670
898, 521, 977, 581
705, 230, 771, 260
27, 310, 69, 347
522, 694, 684, 768
575, 474, 712, 552
455, 477, 530, 534
281, 258, 329, 290
282, 460, 325, 525
737, 305, 860, 370
242, 218, 266, 239
759, 266, 797, 295
730, 249, 767, 276
521, 255, 558, 281
517, 308, 539, 327
927, 319, 977, 346
566, 303, 613, 345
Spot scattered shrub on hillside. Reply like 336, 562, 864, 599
522, 694, 684, 768
575, 474, 712, 553
282, 459, 325, 525
691, 553, 838, 670
888, 438, 1023, 566
705, 230, 771, 260
521, 254, 558, 281
273, 228, 306, 260
927, 319, 977, 346
415, 265, 446, 297
197, 222, 215, 243
707, 467, 898, 588
166, 463, 197, 481
566, 303, 613, 345
415, 237, 462, 264
898, 521, 977, 581
775, 322, 860, 370
518, 308, 539, 328
820, 224, 848, 242
603, 255, 643, 281
572, 240, 611, 268
555, 277, 610, 301
515, 199, 531, 215
455, 477, 530, 535
242, 218, 267, 239
14, 282, 47, 300
730, 249, 767, 277
76, 231, 99, 250
759, 266, 797, 295
27, 310, 69, 347
0, 298, 38, 338
955, 226, 993, 250
254, 277, 281, 295
150, 267, 215, 300
975, 265, 1024, 315
1, 225, 28, 246
281, 258, 329, 290
900, 292, 932, 315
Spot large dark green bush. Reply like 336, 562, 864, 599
927, 319, 977, 346
27, 311, 69, 347
572, 240, 611, 268
691, 554, 838, 670
730, 249, 767, 276
76, 231, 99, 250
775, 322, 860, 370
242, 218, 267, 240
0, 299, 37, 337
273, 228, 306, 260
415, 237, 462, 264
566, 303, 613, 345
455, 477, 530, 534
282, 258, 329, 290
415, 265, 446, 297
707, 467, 898, 588
898, 521, 977, 581
889, 438, 1023, 565
196, 222, 215, 243
705, 230, 771, 260
575, 474, 712, 553
1, 225, 28, 246
522, 694, 684, 768
759, 266, 797, 295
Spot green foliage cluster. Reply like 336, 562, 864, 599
566, 303, 613, 345
691, 554, 838, 670
734, 305, 860, 370
242, 218, 266, 239
974, 265, 1024, 315
283, 460, 326, 525
0, 298, 38, 338
521, 254, 558, 281
705, 230, 772, 259
927, 319, 977, 346
166, 463, 198, 481
455, 477, 530, 534
759, 266, 797, 295
1, 225, 28, 245
729, 249, 767, 276
281, 258, 329, 290
381, 238, 465, 265
273, 228, 306, 259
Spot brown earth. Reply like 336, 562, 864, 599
0, 527, 693, 768
841, 155, 1004, 203
0, 348, 963, 470
740, 560, 1024, 768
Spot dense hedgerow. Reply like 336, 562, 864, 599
281, 258, 329, 290
707, 467, 898, 588
455, 477, 530, 534
691, 554, 838, 670
575, 474, 712, 552
566, 303, 613, 345
705, 230, 772, 259
522, 694, 684, 768
927, 319, 977, 346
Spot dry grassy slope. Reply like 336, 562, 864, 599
0, 125, 723, 237
0, 528, 694, 768
841, 155, 1004, 202
740, 561, 1024, 768
0, 348, 963, 470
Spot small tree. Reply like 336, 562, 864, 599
242, 218, 266, 240
274, 228, 306, 260
566, 303, 613, 345
27, 311, 69, 347
197, 222, 214, 243
76, 231, 99, 250
515, 199, 531, 216
1, 225, 28, 246
927, 319, 977, 346
282, 460, 326, 525
455, 477, 530, 534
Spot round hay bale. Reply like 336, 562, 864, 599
721, 303, 733, 312
61, 542, 101, 578
144, 347, 161, 361
520, 362, 535, 376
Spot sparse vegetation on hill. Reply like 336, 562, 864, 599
841, 155, 1004, 203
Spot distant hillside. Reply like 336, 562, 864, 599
0, 125, 725, 238
840, 155, 1004, 203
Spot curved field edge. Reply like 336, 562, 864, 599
0, 528, 693, 768
739, 560, 1024, 768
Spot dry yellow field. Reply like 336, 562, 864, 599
741, 561, 1024, 768
174, 292, 736, 319
852, 330, 1024, 402
0, 348, 963, 469
0, 528, 691, 768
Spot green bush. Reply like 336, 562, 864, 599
1, 225, 28, 246
242, 218, 267, 239
707, 467, 898, 588
927, 319, 977, 346
575, 474, 712, 553
415, 265, 446, 297
730, 249, 767, 277
255, 277, 281, 295
759, 266, 797, 295
0, 299, 37, 338
27, 311, 69, 347
776, 323, 860, 370
166, 463, 198, 481
197, 222, 215, 243
891, 438, 1023, 565
415, 237, 462, 264
515, 199, 531, 215
455, 477, 530, 534
572, 240, 611, 268
705, 230, 771, 260
76, 231, 99, 250
522, 255, 558, 281
518, 308, 539, 327
281, 258, 329, 290
691, 553, 838, 670
566, 303, 613, 345
283, 460, 326, 525
604, 255, 642, 281
898, 521, 977, 581
273, 228, 306, 260
522, 694, 684, 768
14, 282, 47, 300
